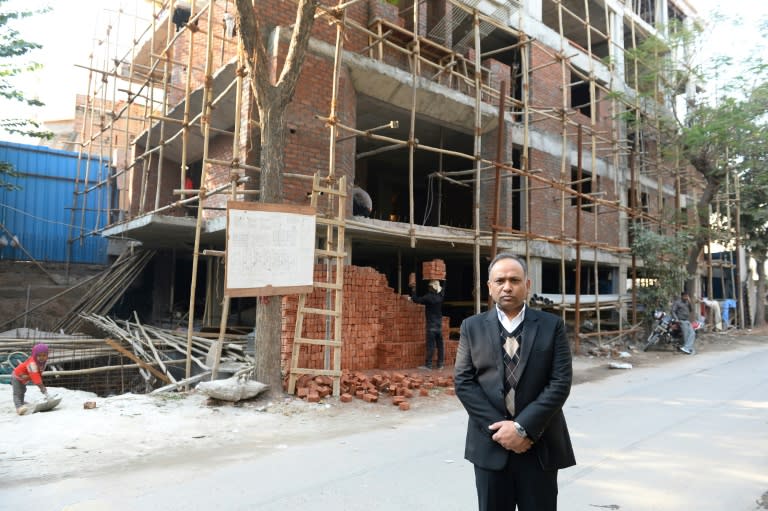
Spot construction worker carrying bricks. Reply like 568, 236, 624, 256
410, 276, 446, 370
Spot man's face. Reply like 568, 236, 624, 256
487, 257, 530, 316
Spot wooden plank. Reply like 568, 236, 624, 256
299, 306, 342, 317
289, 367, 342, 377
104, 338, 171, 384
294, 337, 343, 347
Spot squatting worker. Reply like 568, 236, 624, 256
454, 253, 575, 511
12, 343, 50, 415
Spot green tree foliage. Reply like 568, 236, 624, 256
625, 14, 768, 295
0, 0, 52, 190
630, 223, 694, 323
734, 83, 768, 325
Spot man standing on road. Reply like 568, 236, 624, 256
454, 253, 575, 511
672, 291, 696, 354
410, 277, 446, 370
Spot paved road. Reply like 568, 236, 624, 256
4, 343, 767, 510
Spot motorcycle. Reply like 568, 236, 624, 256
643, 310, 702, 352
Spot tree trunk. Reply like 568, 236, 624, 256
254, 295, 284, 393
234, 0, 318, 395
686, 154, 723, 285
755, 256, 766, 328
253, 100, 287, 395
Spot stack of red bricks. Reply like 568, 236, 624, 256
293, 374, 335, 402
294, 369, 456, 410
375, 316, 453, 369
421, 259, 446, 280
281, 264, 458, 386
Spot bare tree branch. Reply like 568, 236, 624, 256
234, 0, 319, 109
276, 0, 320, 106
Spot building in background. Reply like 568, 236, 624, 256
20, 0, 717, 361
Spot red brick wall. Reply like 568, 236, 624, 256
281, 265, 457, 373
166, 2, 241, 106
132, 19, 360, 217
530, 44, 563, 135
125, 147, 184, 218
201, 135, 236, 216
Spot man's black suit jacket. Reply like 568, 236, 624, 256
454, 306, 576, 471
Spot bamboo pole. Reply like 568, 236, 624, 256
408, 2, 418, 248
61, 0, 681, 353
209, 35, 248, 382
185, 0, 217, 385
105, 338, 171, 384
575, 125, 583, 353
472, 9, 482, 314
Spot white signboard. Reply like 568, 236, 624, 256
225, 201, 316, 297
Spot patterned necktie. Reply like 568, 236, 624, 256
502, 327, 522, 417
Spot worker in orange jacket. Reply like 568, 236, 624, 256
11, 343, 49, 415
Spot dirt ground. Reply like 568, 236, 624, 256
572, 324, 768, 384
1, 325, 766, 486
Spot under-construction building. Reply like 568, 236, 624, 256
61, 0, 707, 375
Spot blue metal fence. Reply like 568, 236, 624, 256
0, 141, 109, 264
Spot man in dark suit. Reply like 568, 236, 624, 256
454, 252, 575, 511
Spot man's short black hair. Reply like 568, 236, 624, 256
488, 252, 527, 277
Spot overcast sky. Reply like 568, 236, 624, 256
1, 0, 767, 131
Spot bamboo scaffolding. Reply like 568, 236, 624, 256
61, 0, 716, 364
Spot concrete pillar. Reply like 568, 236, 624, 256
527, 257, 543, 295
524, 0, 543, 22
611, 10, 625, 83
657, 0, 668, 29
151, 253, 173, 324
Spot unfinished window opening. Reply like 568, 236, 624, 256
542, 0, 611, 59
627, 188, 650, 241
641, 192, 649, 214
185, 159, 202, 189
507, 147, 524, 231
627, 124, 651, 174
354, 96, 473, 228
172, 5, 191, 32
487, 146, 524, 231
570, 70, 592, 118
623, 20, 653, 88
181, 159, 203, 216
636, 191, 651, 229
477, 29, 525, 113
632, 0, 657, 26
541, 261, 616, 295
668, 3, 685, 31
570, 166, 595, 210
626, 267, 658, 293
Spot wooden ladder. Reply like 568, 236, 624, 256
287, 174, 347, 397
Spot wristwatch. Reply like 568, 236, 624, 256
514, 422, 528, 438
